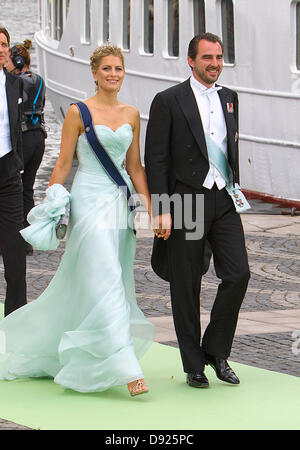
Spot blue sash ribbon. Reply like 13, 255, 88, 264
205, 133, 251, 213
74, 101, 136, 233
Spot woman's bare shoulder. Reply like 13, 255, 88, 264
122, 103, 140, 116
66, 103, 81, 118
121, 103, 140, 126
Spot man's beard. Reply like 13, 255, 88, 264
194, 66, 221, 85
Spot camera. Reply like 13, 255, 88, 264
10, 45, 25, 70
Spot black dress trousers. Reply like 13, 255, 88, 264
167, 181, 250, 373
0, 152, 27, 316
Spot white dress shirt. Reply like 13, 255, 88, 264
190, 74, 227, 190
0, 68, 12, 158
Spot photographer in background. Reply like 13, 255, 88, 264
6, 38, 46, 255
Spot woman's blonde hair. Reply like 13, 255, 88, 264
90, 44, 125, 73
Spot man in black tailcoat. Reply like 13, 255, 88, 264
0, 26, 26, 316
145, 33, 250, 388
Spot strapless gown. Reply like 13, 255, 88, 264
0, 124, 155, 393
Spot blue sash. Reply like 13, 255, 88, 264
205, 133, 251, 213
74, 101, 136, 232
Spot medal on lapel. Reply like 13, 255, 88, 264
227, 102, 234, 113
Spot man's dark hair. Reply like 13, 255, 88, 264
0, 26, 10, 46
188, 32, 223, 60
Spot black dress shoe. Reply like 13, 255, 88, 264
205, 354, 240, 385
186, 371, 209, 388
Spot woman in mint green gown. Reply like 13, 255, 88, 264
0, 45, 155, 396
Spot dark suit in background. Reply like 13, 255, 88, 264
0, 69, 27, 316
145, 78, 250, 377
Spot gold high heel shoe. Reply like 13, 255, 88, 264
128, 379, 149, 397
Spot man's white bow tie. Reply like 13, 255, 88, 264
199, 86, 222, 95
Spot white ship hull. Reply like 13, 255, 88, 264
35, 0, 300, 206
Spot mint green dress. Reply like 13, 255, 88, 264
0, 124, 155, 393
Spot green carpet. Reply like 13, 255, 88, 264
0, 305, 299, 430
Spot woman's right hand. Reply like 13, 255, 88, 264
151, 213, 172, 240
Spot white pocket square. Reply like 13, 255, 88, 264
18, 97, 22, 104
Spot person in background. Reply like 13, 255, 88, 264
6, 38, 46, 255
0, 26, 26, 316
